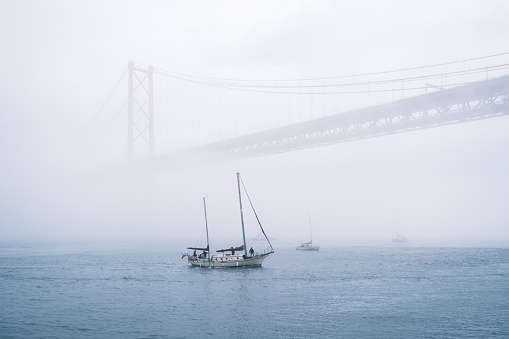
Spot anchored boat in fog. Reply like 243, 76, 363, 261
392, 228, 408, 242
296, 212, 320, 251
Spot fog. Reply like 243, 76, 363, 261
1, 0, 509, 247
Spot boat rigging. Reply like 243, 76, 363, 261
185, 172, 274, 267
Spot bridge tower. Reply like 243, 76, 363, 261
127, 60, 154, 162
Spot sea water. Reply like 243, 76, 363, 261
1, 243, 508, 338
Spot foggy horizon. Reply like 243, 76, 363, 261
1, 0, 509, 248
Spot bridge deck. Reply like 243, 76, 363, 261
153, 75, 509, 169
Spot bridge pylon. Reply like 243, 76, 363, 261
127, 60, 154, 162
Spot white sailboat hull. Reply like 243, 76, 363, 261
189, 253, 272, 268
296, 246, 320, 251
392, 233, 408, 242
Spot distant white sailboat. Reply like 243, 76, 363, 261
296, 212, 320, 251
185, 172, 274, 267
392, 228, 408, 242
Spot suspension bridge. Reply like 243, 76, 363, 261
78, 53, 509, 170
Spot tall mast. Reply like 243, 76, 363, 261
203, 196, 211, 261
308, 211, 313, 244
237, 172, 248, 257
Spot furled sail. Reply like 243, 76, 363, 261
216, 245, 244, 253
187, 246, 209, 251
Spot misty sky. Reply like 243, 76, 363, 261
1, 0, 508, 246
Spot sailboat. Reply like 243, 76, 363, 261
392, 228, 408, 242
186, 196, 212, 266
296, 212, 320, 251
186, 172, 274, 267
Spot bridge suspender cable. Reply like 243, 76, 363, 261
153, 52, 509, 82
71, 66, 128, 152
153, 63, 509, 95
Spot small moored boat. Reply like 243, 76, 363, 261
296, 241, 320, 251
296, 212, 320, 251
392, 228, 408, 242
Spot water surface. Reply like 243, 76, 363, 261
1, 244, 508, 338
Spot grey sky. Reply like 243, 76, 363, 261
1, 0, 508, 245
